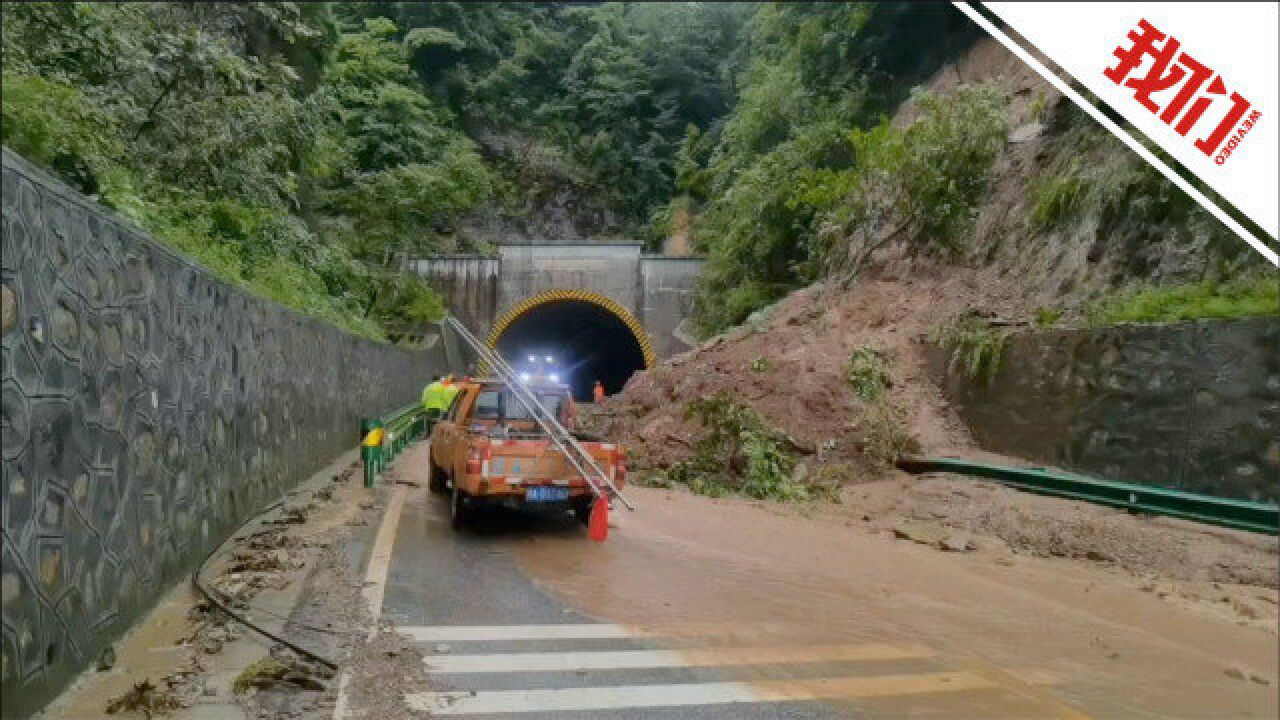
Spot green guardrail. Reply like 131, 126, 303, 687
360, 402, 430, 487
897, 455, 1279, 536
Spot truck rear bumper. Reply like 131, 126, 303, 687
456, 475, 593, 499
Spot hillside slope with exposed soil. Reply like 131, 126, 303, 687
587, 35, 1277, 596
597, 269, 987, 476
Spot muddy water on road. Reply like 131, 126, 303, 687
506, 487, 1278, 719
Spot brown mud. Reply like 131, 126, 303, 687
598, 270, 1003, 476
510, 485, 1279, 719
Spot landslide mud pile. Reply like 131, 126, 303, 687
591, 266, 1277, 592
599, 266, 994, 482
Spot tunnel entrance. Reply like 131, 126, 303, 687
490, 293, 651, 401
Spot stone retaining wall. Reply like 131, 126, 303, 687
0, 149, 451, 718
928, 316, 1279, 502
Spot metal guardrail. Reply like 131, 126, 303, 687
360, 403, 430, 487
897, 455, 1279, 535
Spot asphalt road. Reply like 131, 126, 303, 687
380, 491, 856, 719
375, 484, 1074, 720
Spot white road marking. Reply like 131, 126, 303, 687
359, 484, 409, 637
333, 483, 410, 720
425, 642, 930, 674
399, 623, 632, 642
406, 671, 996, 715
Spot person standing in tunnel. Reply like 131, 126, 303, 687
593, 380, 605, 404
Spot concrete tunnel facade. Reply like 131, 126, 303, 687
487, 289, 655, 400
413, 243, 704, 398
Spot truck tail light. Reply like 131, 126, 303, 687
468, 445, 491, 475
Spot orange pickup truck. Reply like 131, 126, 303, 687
426, 378, 627, 529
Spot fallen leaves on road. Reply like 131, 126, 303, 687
232, 657, 328, 695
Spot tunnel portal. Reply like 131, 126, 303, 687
490, 293, 651, 401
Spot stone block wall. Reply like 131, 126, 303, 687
928, 316, 1279, 502
0, 149, 451, 718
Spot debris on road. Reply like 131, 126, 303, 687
71, 455, 406, 720
232, 657, 327, 694
274, 505, 310, 525
106, 679, 180, 718
892, 523, 948, 547
96, 646, 117, 672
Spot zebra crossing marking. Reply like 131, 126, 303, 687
424, 642, 931, 674
406, 671, 996, 715
399, 622, 1084, 717
398, 623, 632, 642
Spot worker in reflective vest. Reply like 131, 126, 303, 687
421, 375, 447, 430
593, 380, 605, 404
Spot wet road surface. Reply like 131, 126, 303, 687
377, 482, 1084, 719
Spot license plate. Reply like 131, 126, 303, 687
525, 486, 570, 503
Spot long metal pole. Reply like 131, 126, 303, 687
455, 319, 626, 509
451, 318, 612, 496
447, 317, 634, 511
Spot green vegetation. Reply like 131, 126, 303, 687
930, 312, 1010, 383
1086, 274, 1278, 325
5, 3, 1258, 343
1033, 306, 1063, 328
1, 3, 491, 340
664, 392, 812, 502
1029, 161, 1091, 229
683, 4, 1008, 335
355, 2, 749, 238
1, 2, 748, 338
234, 659, 289, 695
856, 401, 920, 468
845, 346, 891, 402
1028, 89, 1050, 124
842, 344, 917, 467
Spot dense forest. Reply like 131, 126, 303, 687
3, 2, 1271, 342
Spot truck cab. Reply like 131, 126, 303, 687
427, 378, 626, 529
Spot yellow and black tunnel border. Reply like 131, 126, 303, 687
484, 288, 657, 372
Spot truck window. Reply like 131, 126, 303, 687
504, 390, 567, 422
473, 389, 501, 419
469, 384, 568, 424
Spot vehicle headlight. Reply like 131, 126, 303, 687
548, 373, 560, 383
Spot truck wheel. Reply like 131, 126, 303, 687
427, 451, 447, 494
451, 484, 468, 530
572, 497, 593, 526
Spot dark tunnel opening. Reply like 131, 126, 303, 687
493, 300, 647, 401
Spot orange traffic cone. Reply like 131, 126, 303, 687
587, 497, 609, 542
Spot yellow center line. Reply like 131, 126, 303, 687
752, 670, 998, 701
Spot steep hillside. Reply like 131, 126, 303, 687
674, 6, 1271, 336
600, 25, 1276, 502
5, 3, 1269, 340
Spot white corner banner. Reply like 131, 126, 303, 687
968, 2, 1279, 265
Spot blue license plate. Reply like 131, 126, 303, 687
526, 486, 570, 502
